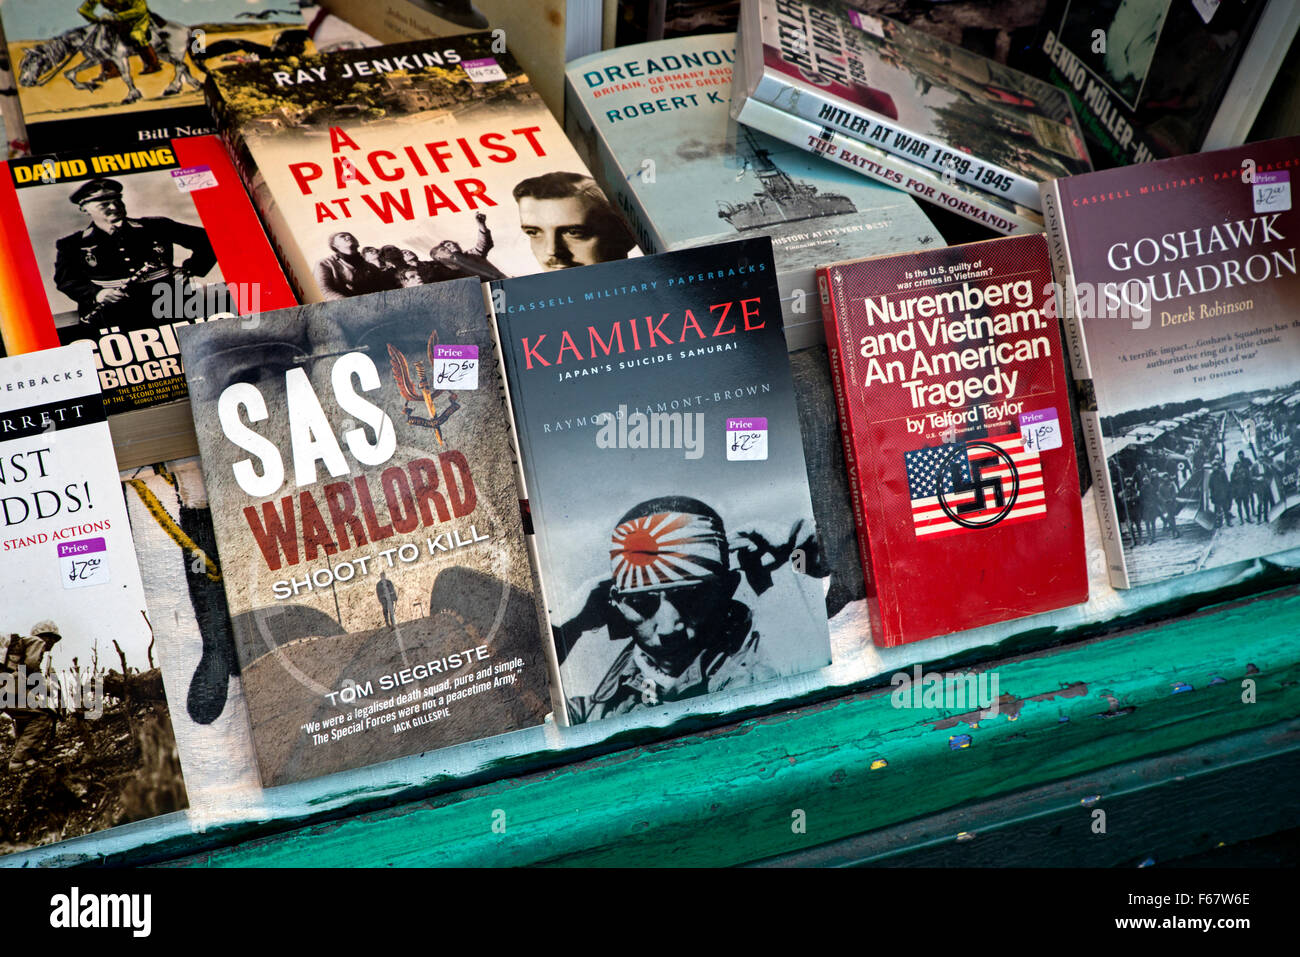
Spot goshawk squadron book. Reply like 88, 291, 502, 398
819, 234, 1087, 645
178, 280, 550, 787
1041, 136, 1300, 588
492, 237, 832, 725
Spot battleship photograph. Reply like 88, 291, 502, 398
718, 125, 858, 230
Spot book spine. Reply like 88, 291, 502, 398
818, 266, 887, 644
1040, 179, 1129, 588
739, 96, 1043, 236
752, 69, 1044, 210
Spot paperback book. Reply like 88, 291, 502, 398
0, 0, 309, 155
178, 280, 551, 787
492, 237, 832, 724
0, 342, 188, 852
0, 134, 295, 467
734, 0, 1091, 212
206, 34, 639, 305
566, 33, 942, 350
819, 234, 1087, 645
1033, 0, 1300, 167
1041, 135, 1300, 588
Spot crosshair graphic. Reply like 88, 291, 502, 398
936, 441, 1020, 529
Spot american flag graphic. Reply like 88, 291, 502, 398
904, 433, 1045, 539
609, 510, 727, 592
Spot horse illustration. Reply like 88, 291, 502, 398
18, 18, 200, 106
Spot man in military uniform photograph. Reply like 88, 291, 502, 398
1, 622, 62, 775
513, 172, 637, 271
52, 177, 216, 329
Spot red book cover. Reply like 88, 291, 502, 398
819, 233, 1087, 646
0, 135, 295, 416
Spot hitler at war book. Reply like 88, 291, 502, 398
492, 237, 832, 726
177, 280, 550, 787
819, 234, 1087, 646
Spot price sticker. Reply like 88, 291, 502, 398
726, 417, 768, 461
58, 537, 110, 590
1254, 171, 1291, 214
462, 58, 506, 83
1020, 408, 1062, 452
432, 344, 479, 389
171, 165, 218, 192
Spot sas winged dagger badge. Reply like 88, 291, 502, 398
387, 331, 461, 446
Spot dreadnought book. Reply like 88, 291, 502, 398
1041, 135, 1300, 589
733, 0, 1092, 212
0, 134, 295, 467
565, 33, 941, 351
819, 234, 1087, 646
492, 237, 832, 725
205, 34, 640, 306
1033, 0, 1300, 168
178, 280, 550, 787
0, 342, 188, 852
0, 0, 309, 155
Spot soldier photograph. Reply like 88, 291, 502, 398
48, 175, 217, 329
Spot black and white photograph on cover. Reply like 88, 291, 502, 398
19, 170, 221, 330
311, 173, 637, 299
1103, 380, 1300, 586
1055, 0, 1170, 108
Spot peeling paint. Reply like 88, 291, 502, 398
949, 734, 972, 750
1171, 682, 1195, 694
1080, 794, 1101, 807
956, 831, 976, 842
870, 759, 888, 771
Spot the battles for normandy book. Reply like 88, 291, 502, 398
819, 234, 1087, 645
0, 0, 309, 154
178, 280, 551, 787
565, 32, 942, 351
0, 342, 188, 852
1042, 135, 1300, 588
491, 237, 832, 725
205, 34, 640, 305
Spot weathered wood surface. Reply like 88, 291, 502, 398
165, 585, 1300, 868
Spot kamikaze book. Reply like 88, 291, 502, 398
0, 342, 187, 852
1041, 135, 1300, 588
0, 0, 309, 155
565, 32, 942, 351
733, 0, 1092, 212
819, 233, 1087, 645
178, 280, 551, 787
206, 34, 640, 305
492, 237, 832, 725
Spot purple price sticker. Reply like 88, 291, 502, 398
171, 165, 218, 192
726, 417, 768, 460
1019, 408, 1061, 452
845, 9, 884, 35
462, 58, 506, 82
1254, 170, 1290, 214
57, 537, 110, 589
431, 344, 479, 389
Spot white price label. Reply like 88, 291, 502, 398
726, 417, 768, 461
462, 58, 506, 83
58, 537, 110, 590
431, 344, 479, 390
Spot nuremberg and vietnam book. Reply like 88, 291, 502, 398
492, 238, 833, 724
205, 34, 640, 305
565, 33, 942, 350
819, 234, 1087, 645
0, 342, 188, 849
0, 135, 295, 468
732, 0, 1092, 214
177, 281, 551, 787
0, 0, 309, 155
1041, 135, 1300, 589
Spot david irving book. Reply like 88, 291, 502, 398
206, 34, 640, 305
177, 280, 550, 787
1042, 135, 1300, 588
819, 234, 1087, 646
492, 237, 832, 725
0, 342, 187, 851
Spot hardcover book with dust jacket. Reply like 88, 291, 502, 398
565, 33, 942, 351
177, 280, 551, 787
819, 234, 1087, 645
0, 0, 308, 155
492, 237, 832, 725
733, 0, 1092, 212
0, 342, 188, 851
205, 34, 640, 306
1041, 135, 1300, 589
